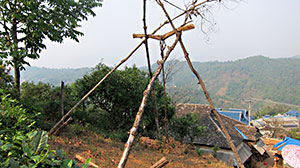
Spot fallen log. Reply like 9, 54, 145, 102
150, 157, 169, 168
75, 154, 99, 168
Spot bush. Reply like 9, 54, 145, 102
288, 128, 300, 140
0, 92, 90, 167
196, 148, 204, 156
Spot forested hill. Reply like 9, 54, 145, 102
164, 56, 300, 110
19, 56, 300, 111
20, 66, 92, 85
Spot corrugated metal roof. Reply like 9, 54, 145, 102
237, 143, 252, 163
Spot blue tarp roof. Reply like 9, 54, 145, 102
229, 108, 248, 117
286, 110, 300, 116
234, 126, 247, 139
219, 111, 241, 122
273, 137, 300, 151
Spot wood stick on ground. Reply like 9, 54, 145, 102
150, 157, 169, 168
75, 154, 98, 168
155, 0, 245, 168
133, 24, 195, 40
117, 33, 182, 168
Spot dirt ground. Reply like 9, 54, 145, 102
48, 128, 232, 168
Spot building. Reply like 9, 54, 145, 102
286, 110, 300, 118
175, 104, 268, 167
217, 108, 251, 125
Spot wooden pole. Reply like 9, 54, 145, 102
150, 157, 169, 168
133, 24, 195, 40
143, 0, 161, 138
160, 40, 169, 141
118, 33, 181, 168
75, 154, 99, 168
60, 81, 64, 118
155, 0, 245, 167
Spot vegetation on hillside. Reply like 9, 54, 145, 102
21, 56, 300, 114
20, 67, 92, 86
163, 56, 300, 112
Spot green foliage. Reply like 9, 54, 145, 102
171, 113, 206, 143
0, 91, 92, 167
211, 145, 220, 158
288, 128, 300, 140
163, 56, 300, 111
254, 104, 291, 118
20, 82, 78, 130
0, 59, 13, 94
73, 63, 175, 138
196, 148, 204, 156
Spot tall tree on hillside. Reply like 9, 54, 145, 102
0, 0, 102, 98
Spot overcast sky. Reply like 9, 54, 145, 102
28, 0, 300, 68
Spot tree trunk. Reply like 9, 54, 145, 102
13, 65, 20, 100
143, 0, 161, 138
12, 16, 20, 100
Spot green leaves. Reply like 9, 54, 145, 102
31, 130, 48, 155
0, 94, 90, 167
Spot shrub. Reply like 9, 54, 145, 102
288, 128, 300, 140
196, 148, 204, 156
0, 92, 90, 167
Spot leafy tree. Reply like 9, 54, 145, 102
0, 0, 102, 98
73, 63, 175, 138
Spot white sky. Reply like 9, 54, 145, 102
28, 0, 300, 68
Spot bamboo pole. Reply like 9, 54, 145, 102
133, 24, 195, 40
143, 0, 161, 138
160, 40, 169, 142
117, 33, 181, 168
155, 1, 245, 167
